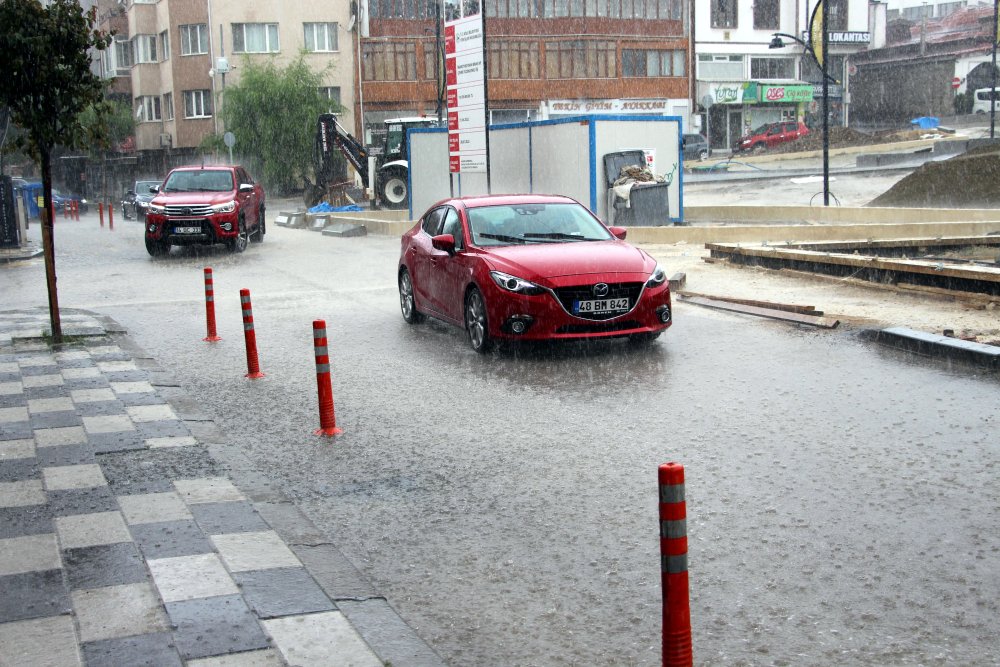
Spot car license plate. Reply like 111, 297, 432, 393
573, 297, 629, 314
174, 226, 201, 234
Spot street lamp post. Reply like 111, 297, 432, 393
770, 1, 832, 206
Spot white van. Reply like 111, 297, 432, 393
972, 87, 1000, 114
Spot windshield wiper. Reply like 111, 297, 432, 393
479, 233, 527, 244
522, 232, 592, 241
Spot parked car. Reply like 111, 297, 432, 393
397, 193, 672, 352
144, 165, 266, 256
51, 188, 90, 214
733, 121, 810, 152
682, 133, 711, 161
122, 179, 162, 220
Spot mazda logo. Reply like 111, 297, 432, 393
593, 283, 609, 297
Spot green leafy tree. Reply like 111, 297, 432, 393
222, 54, 342, 195
0, 0, 112, 343
78, 96, 135, 155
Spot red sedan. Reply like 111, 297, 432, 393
397, 194, 672, 352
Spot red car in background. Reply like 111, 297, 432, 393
397, 194, 672, 353
733, 120, 810, 152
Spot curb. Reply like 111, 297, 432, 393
860, 326, 1000, 370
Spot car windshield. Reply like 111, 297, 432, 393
162, 170, 234, 193
136, 181, 160, 193
467, 203, 613, 247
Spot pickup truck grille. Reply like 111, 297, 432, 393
164, 204, 213, 216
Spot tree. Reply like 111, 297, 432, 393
0, 0, 111, 344
222, 54, 343, 196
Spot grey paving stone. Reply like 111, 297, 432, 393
24, 386, 71, 400
0, 394, 27, 408
165, 595, 270, 661
0, 457, 39, 482
337, 598, 449, 667
36, 444, 97, 467
137, 421, 192, 439
56, 358, 96, 369
0, 505, 53, 539
63, 542, 148, 590
0, 569, 71, 623
104, 371, 150, 383
0, 422, 32, 441
292, 544, 380, 600
129, 519, 214, 559
118, 393, 170, 407
189, 501, 269, 535
18, 365, 60, 377
81, 631, 183, 667
75, 401, 127, 417
88, 431, 147, 455
47, 486, 119, 517
29, 411, 83, 430
233, 567, 337, 619
62, 377, 111, 390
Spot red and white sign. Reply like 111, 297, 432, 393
444, 0, 487, 174
951, 76, 962, 89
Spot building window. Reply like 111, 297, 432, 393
750, 57, 795, 79
362, 43, 417, 81
753, 0, 779, 30
487, 41, 540, 80
183, 90, 213, 118
319, 86, 341, 111
233, 23, 280, 54
697, 53, 743, 80
181, 24, 208, 55
135, 96, 161, 122
133, 35, 157, 64
304, 23, 338, 52
826, 0, 848, 31
163, 92, 174, 121
544, 40, 615, 79
370, 0, 437, 19
159, 30, 170, 61
485, 0, 681, 19
711, 0, 737, 29
623, 49, 685, 77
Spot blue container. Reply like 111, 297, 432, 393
910, 116, 940, 130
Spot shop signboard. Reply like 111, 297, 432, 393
759, 84, 814, 103
444, 0, 487, 174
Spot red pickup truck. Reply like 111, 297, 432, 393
144, 165, 266, 256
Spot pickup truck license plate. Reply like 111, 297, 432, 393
573, 297, 629, 314
174, 226, 201, 234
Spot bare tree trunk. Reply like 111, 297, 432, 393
40, 148, 62, 344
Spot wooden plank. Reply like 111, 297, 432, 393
676, 290, 820, 315
680, 295, 840, 328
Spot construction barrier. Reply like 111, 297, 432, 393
659, 462, 693, 667
240, 289, 264, 379
202, 268, 221, 342
312, 319, 342, 436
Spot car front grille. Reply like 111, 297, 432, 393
552, 282, 644, 321
555, 320, 643, 334
164, 204, 213, 216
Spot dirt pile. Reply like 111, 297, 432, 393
867, 146, 1000, 208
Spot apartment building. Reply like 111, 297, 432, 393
97, 0, 356, 158
696, 0, 873, 151
357, 0, 693, 143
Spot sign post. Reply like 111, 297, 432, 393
443, 0, 489, 183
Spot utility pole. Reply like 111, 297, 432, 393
992, 0, 998, 139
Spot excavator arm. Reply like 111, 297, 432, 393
311, 113, 372, 207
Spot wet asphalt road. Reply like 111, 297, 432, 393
4, 212, 999, 666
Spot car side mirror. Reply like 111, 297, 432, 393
431, 233, 456, 254
151, 185, 160, 193
608, 226, 627, 240
239, 183, 254, 193
126, 190, 135, 196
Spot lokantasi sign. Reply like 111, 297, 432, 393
444, 0, 487, 173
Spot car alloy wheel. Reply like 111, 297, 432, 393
228, 218, 249, 253
144, 236, 168, 257
398, 268, 424, 324
464, 287, 493, 353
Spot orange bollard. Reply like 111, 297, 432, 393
203, 268, 221, 342
240, 289, 265, 379
63, 202, 69, 219
72, 200, 80, 220
313, 320, 342, 436
108, 201, 114, 230
98, 202, 104, 227
659, 462, 693, 667
51, 203, 56, 223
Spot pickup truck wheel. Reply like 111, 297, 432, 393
145, 236, 168, 257
251, 205, 265, 242
228, 218, 249, 253
380, 169, 408, 210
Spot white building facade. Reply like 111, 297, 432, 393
695, 0, 875, 151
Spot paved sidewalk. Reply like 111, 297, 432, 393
0, 308, 445, 666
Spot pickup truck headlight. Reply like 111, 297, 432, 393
211, 201, 237, 213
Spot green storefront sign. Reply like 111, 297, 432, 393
759, 84, 813, 103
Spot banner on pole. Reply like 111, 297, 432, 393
444, 0, 487, 174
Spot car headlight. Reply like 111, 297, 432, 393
646, 263, 667, 288
490, 271, 545, 295
211, 200, 236, 213
148, 203, 165, 214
